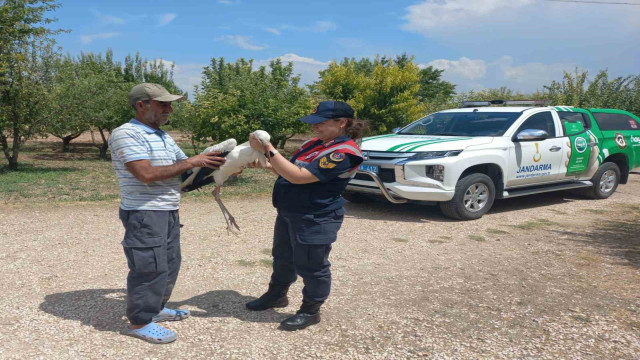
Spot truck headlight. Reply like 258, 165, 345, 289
408, 150, 462, 160
425, 165, 445, 182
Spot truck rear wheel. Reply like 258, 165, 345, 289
586, 162, 620, 199
440, 173, 495, 220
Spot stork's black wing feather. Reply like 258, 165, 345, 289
180, 150, 230, 193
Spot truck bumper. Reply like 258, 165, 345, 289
347, 170, 455, 203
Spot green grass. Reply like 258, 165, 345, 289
236, 260, 256, 267
258, 259, 272, 267
622, 204, 640, 212
548, 209, 568, 215
469, 235, 486, 242
582, 208, 607, 214
510, 218, 560, 230
571, 315, 592, 323
0, 134, 298, 203
486, 228, 509, 235
428, 239, 448, 244
236, 259, 272, 268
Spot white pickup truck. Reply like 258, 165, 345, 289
346, 101, 640, 220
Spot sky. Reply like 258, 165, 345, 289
50, 0, 640, 96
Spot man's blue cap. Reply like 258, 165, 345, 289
298, 101, 355, 124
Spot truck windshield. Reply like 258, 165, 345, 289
398, 112, 521, 136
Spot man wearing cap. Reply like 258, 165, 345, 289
109, 83, 226, 343
246, 101, 365, 331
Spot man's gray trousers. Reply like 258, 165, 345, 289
119, 209, 181, 325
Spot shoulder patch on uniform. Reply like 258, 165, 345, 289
319, 156, 337, 169
329, 152, 345, 162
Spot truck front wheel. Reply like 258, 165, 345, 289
586, 162, 620, 199
440, 173, 496, 220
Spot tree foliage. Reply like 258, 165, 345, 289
180, 57, 312, 151
544, 69, 640, 115
45, 54, 113, 152
314, 54, 455, 134
44, 49, 184, 159
0, 0, 63, 169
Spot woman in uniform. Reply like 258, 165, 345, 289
246, 100, 365, 331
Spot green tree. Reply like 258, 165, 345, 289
353, 61, 425, 133
46, 55, 94, 152
185, 57, 311, 151
0, 0, 63, 169
71, 50, 184, 159
417, 66, 456, 101
544, 68, 590, 107
543, 69, 640, 115
315, 55, 430, 134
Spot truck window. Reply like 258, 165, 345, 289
558, 111, 590, 136
592, 113, 639, 131
399, 112, 520, 136
516, 111, 556, 137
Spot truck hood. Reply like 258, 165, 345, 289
360, 134, 494, 152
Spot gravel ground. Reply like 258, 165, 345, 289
1, 175, 640, 359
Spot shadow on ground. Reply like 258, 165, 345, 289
0, 163, 79, 175
549, 219, 640, 269
40, 288, 284, 333
31, 142, 104, 161
344, 200, 450, 223
490, 191, 585, 214
344, 190, 589, 223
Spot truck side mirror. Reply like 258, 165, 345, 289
515, 129, 549, 141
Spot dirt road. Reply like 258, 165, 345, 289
1, 175, 640, 359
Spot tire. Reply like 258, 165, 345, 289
439, 173, 496, 220
585, 162, 620, 199
342, 192, 375, 204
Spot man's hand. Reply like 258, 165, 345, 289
187, 152, 226, 169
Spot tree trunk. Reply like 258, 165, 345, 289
190, 135, 200, 155
97, 127, 110, 160
10, 124, 21, 170
61, 133, 82, 152
62, 138, 71, 152
0, 133, 11, 169
8, 156, 18, 170
99, 143, 109, 159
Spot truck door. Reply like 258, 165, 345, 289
507, 111, 565, 186
557, 110, 596, 177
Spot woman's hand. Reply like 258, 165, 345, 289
249, 133, 268, 153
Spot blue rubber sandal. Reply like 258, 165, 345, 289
124, 323, 177, 344
152, 307, 191, 322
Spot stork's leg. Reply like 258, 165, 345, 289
212, 186, 240, 234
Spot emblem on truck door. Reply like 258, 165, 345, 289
615, 133, 627, 149
533, 143, 542, 162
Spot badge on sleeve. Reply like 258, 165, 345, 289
319, 156, 337, 169
329, 152, 345, 162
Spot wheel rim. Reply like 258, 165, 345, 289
599, 169, 617, 193
463, 183, 489, 212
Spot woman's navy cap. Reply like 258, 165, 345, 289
297, 101, 355, 124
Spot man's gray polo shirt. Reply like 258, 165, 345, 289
109, 119, 188, 210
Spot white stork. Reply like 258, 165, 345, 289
180, 130, 271, 233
